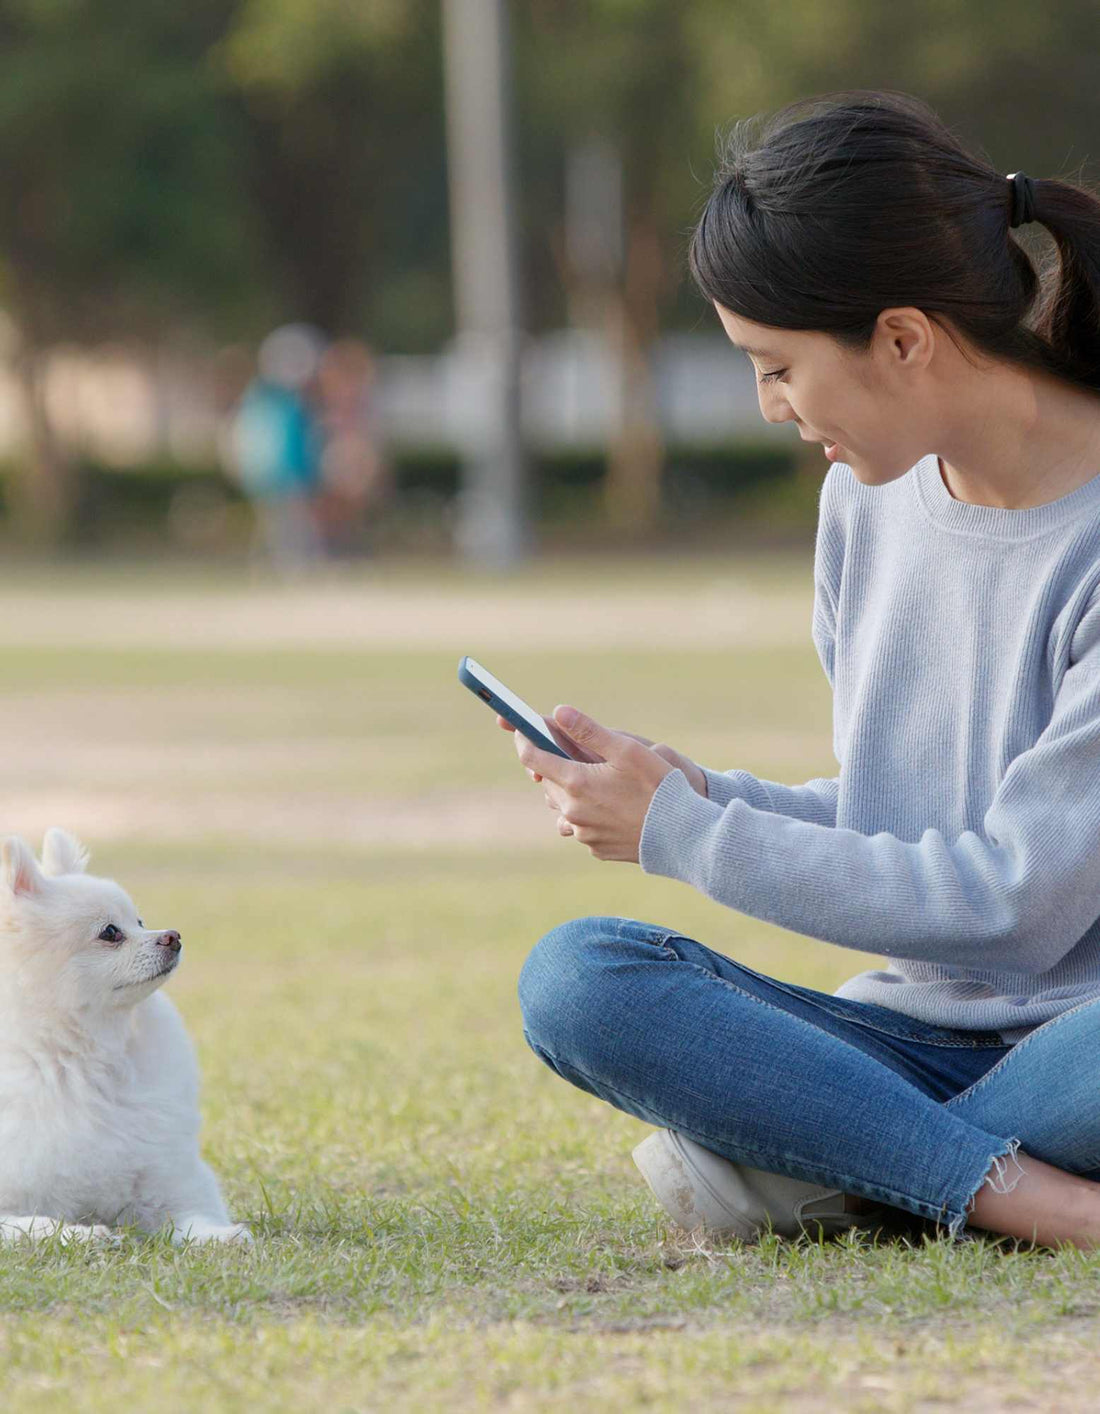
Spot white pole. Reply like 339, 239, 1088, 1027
441, 0, 529, 569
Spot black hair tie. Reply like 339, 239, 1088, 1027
1007, 171, 1037, 228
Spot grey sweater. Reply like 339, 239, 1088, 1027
639, 452, 1100, 1044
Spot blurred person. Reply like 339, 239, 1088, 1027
506, 91, 1100, 1253
225, 323, 327, 574
314, 338, 391, 558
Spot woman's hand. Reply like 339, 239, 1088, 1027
495, 716, 709, 801
497, 705, 686, 862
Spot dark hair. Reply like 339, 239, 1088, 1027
689, 89, 1100, 394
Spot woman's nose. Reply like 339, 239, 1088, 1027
758, 390, 797, 425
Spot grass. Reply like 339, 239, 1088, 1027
1, 554, 1099, 1411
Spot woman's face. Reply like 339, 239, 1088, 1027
713, 302, 938, 484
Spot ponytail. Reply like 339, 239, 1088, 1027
1027, 177, 1100, 389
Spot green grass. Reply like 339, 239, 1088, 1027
1, 556, 1099, 1412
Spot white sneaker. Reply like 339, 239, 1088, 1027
632, 1129, 886, 1242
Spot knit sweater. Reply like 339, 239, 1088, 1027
638, 451, 1100, 1044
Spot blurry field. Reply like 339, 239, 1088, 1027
2, 553, 1100, 1413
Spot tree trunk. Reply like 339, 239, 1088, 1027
10, 343, 74, 547
602, 209, 665, 538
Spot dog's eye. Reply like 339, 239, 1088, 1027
98, 924, 124, 944
138, 919, 144, 928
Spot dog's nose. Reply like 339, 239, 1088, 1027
157, 930, 182, 953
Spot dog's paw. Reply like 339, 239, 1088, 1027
170, 1219, 253, 1246
0, 1215, 53, 1241
60, 1223, 117, 1245
0, 1216, 115, 1244
208, 1222, 253, 1246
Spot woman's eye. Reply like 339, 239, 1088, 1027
98, 924, 123, 944
758, 368, 786, 384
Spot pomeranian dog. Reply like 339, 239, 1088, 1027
0, 829, 249, 1244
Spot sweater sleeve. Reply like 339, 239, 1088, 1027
639, 586, 1100, 976
700, 767, 839, 824
698, 469, 842, 828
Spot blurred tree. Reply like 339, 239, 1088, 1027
683, 0, 1100, 172
519, 1, 699, 539
0, 0, 264, 541
215, 0, 441, 335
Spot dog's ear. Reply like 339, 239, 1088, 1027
2, 837, 44, 896
40, 828, 90, 877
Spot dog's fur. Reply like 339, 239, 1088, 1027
0, 829, 249, 1244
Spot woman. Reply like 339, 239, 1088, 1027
502, 90, 1100, 1251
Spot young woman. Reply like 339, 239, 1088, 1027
502, 90, 1100, 1250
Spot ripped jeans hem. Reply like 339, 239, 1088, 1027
949, 1135, 1026, 1241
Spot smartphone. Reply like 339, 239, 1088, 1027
458, 655, 601, 762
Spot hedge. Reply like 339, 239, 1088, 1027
0, 442, 817, 553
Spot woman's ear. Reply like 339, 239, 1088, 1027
2, 837, 44, 896
41, 828, 90, 878
876, 306, 935, 372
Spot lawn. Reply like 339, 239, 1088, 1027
1, 554, 1098, 1413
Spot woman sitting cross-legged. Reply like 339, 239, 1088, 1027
501, 89, 1100, 1252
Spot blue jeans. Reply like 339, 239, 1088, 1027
518, 916, 1100, 1240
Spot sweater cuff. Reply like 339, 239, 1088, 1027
700, 766, 770, 811
639, 767, 726, 882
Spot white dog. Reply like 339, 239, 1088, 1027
0, 829, 249, 1245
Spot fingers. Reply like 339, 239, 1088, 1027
540, 782, 572, 835
612, 729, 656, 747
497, 715, 579, 840
513, 726, 578, 789
497, 715, 542, 779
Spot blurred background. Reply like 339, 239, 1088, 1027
0, 0, 1096, 570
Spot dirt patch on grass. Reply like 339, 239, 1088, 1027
1, 783, 552, 850
0, 577, 810, 650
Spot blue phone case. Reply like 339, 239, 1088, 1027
458, 655, 573, 759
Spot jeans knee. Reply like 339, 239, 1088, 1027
517, 914, 665, 1064
519, 916, 606, 1051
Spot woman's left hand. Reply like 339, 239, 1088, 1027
513, 706, 675, 863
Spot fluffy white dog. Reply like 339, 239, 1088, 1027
0, 829, 249, 1245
